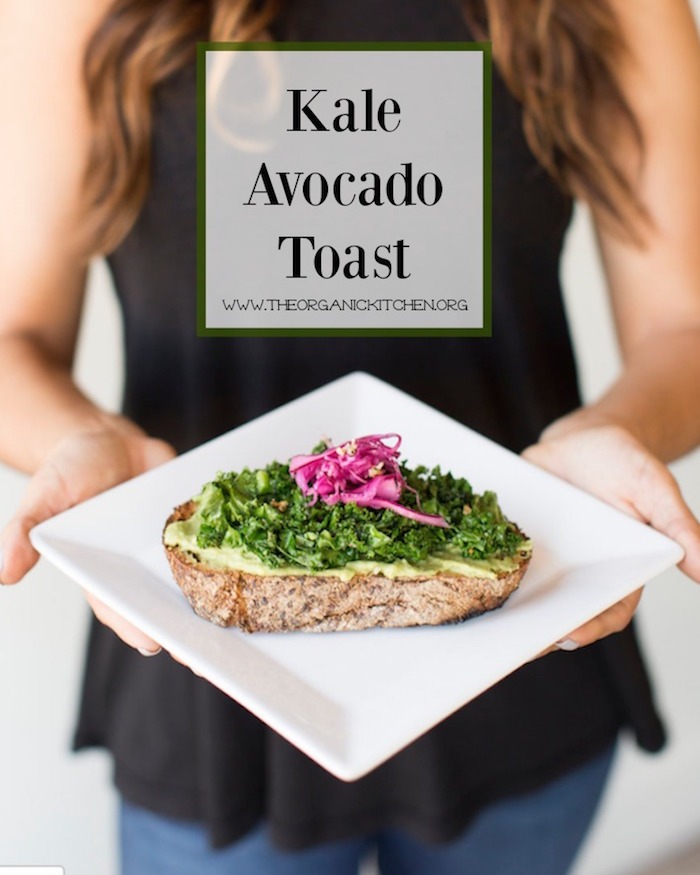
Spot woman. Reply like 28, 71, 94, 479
1, 0, 699, 873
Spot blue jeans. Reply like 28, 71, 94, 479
120, 743, 615, 875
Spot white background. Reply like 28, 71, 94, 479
1, 10, 699, 874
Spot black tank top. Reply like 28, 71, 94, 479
74, 0, 664, 850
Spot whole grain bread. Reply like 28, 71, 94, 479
163, 501, 530, 633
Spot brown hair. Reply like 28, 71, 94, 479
82, 0, 646, 255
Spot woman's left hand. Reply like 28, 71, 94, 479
522, 422, 700, 653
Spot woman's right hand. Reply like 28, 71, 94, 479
0, 423, 176, 654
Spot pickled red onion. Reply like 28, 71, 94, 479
289, 434, 449, 527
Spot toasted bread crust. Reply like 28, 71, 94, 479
163, 502, 529, 632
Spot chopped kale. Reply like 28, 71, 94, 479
193, 457, 526, 570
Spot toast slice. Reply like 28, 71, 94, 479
163, 501, 530, 633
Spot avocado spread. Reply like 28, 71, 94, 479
164, 451, 531, 581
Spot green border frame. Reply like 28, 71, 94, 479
197, 42, 492, 337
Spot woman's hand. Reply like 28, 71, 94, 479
523, 422, 700, 652
0, 423, 176, 654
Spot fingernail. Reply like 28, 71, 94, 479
555, 638, 580, 651
137, 646, 162, 657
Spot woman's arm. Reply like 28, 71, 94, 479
527, 0, 700, 649
552, 0, 700, 458
0, 0, 117, 469
0, 0, 170, 652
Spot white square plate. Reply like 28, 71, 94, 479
30, 372, 683, 781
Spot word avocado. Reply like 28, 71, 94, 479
245, 162, 442, 208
